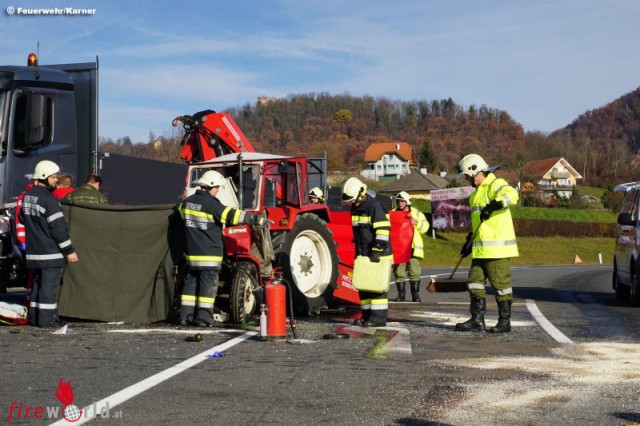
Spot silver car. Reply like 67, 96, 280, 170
613, 181, 640, 304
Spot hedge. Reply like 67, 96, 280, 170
513, 218, 617, 237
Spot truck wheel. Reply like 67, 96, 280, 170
273, 213, 339, 316
229, 261, 259, 323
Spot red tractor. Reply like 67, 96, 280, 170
174, 111, 359, 323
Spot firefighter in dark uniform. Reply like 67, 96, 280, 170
178, 170, 265, 327
342, 177, 392, 327
19, 160, 79, 327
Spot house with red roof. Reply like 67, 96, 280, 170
496, 157, 582, 202
360, 142, 414, 181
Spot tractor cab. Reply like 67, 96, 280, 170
184, 152, 330, 230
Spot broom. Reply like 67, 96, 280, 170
426, 220, 485, 293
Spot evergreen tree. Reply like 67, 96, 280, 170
418, 139, 438, 173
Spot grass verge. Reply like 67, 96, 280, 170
422, 233, 614, 268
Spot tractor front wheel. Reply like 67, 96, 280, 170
229, 261, 260, 324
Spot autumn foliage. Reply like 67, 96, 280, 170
98, 87, 640, 187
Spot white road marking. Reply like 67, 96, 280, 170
525, 299, 573, 345
107, 328, 246, 335
344, 324, 413, 356
380, 325, 412, 355
50, 331, 257, 425
411, 310, 537, 327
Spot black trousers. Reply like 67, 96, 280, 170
28, 267, 63, 327
180, 269, 219, 324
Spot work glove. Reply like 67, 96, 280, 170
480, 199, 502, 222
369, 240, 385, 263
459, 232, 473, 258
369, 248, 382, 263
246, 214, 266, 227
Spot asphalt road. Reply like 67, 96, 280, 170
2, 264, 640, 425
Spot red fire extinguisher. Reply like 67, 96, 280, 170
265, 275, 287, 340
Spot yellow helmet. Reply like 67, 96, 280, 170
457, 154, 490, 178
197, 170, 225, 188
396, 191, 411, 206
33, 160, 60, 180
342, 177, 367, 203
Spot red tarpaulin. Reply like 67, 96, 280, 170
390, 211, 413, 264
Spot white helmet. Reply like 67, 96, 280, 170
309, 187, 323, 199
33, 160, 60, 180
457, 154, 490, 178
396, 191, 411, 206
197, 170, 225, 188
342, 177, 367, 203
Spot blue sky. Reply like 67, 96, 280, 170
2, 0, 639, 144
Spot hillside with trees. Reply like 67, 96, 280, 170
228, 94, 528, 174
551, 86, 640, 186
99, 88, 640, 187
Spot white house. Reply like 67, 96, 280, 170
360, 142, 413, 182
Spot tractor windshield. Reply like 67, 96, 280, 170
188, 164, 259, 211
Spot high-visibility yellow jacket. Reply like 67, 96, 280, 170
470, 173, 519, 259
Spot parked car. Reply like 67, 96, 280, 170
613, 182, 640, 305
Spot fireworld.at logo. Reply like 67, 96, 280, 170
5, 378, 123, 423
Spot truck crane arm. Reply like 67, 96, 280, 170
173, 110, 256, 163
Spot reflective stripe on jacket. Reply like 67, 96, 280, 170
351, 195, 393, 259
19, 185, 75, 268
179, 189, 248, 270
470, 173, 519, 259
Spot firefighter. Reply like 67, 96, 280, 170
178, 170, 265, 327
392, 191, 430, 302
19, 160, 79, 327
342, 177, 392, 327
309, 187, 325, 204
455, 154, 519, 333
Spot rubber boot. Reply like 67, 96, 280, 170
489, 300, 512, 333
392, 281, 406, 302
455, 297, 486, 331
410, 281, 421, 302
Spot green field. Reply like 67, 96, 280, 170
421, 233, 614, 268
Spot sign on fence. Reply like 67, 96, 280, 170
431, 186, 474, 229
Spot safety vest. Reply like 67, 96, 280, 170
470, 173, 519, 259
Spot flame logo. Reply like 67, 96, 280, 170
55, 379, 75, 406
55, 378, 83, 422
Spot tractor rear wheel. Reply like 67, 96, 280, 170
273, 213, 339, 315
229, 261, 259, 324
